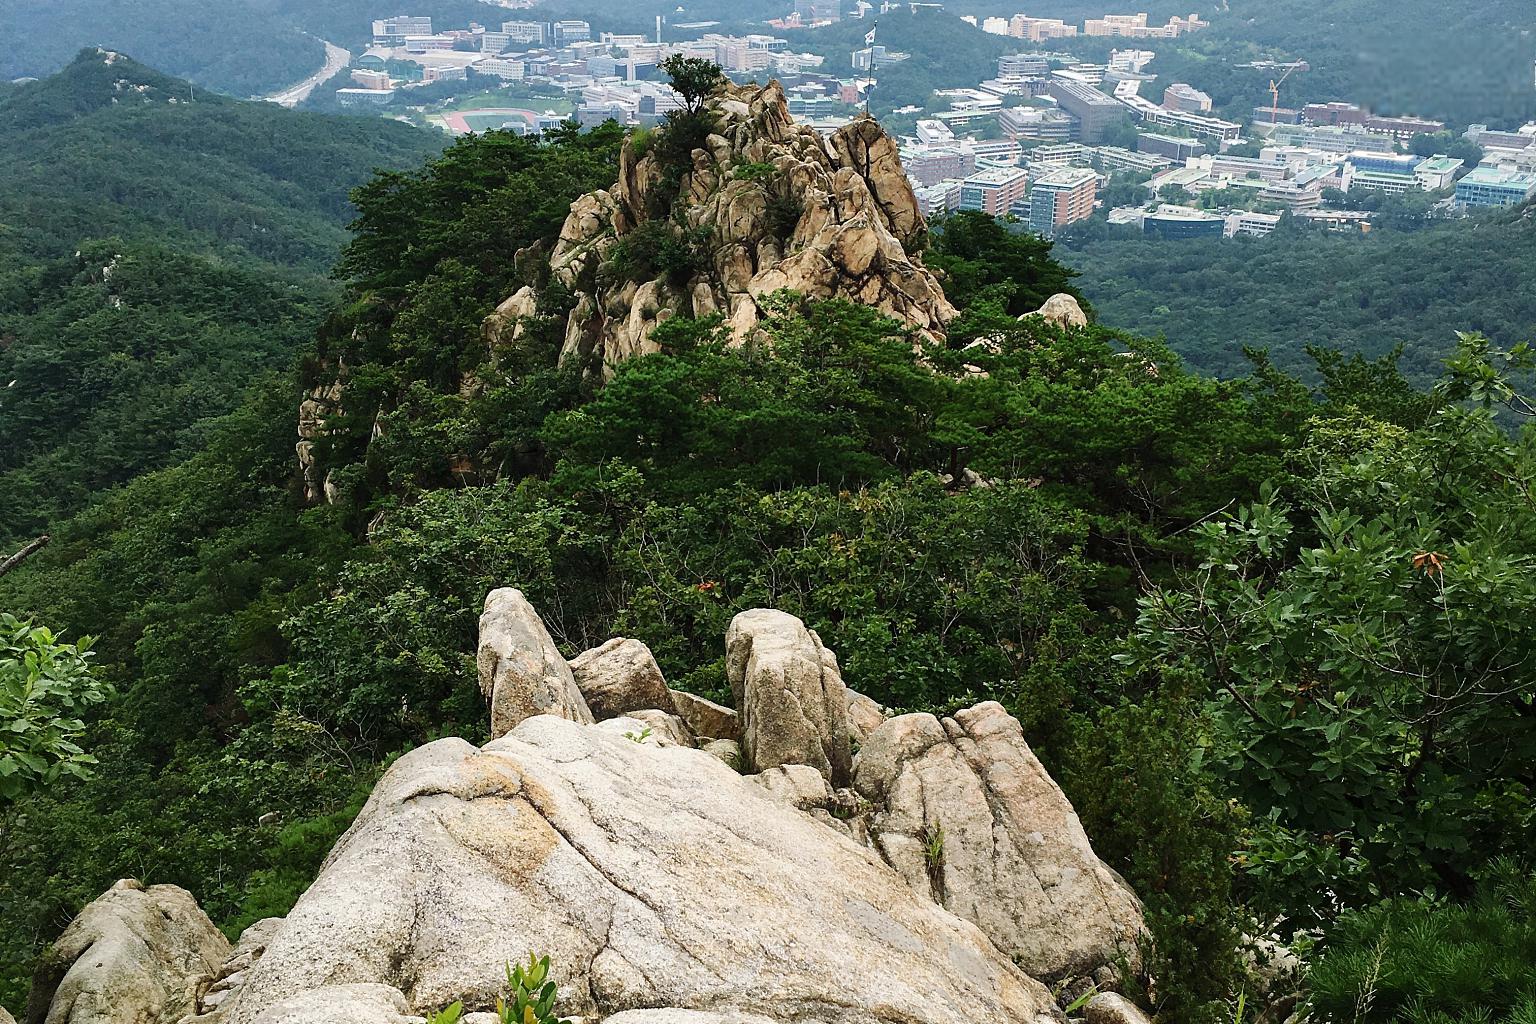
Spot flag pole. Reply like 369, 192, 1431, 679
864, 21, 877, 115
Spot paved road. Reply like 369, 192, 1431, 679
265, 39, 351, 108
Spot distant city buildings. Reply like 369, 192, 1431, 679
1455, 166, 1536, 208
999, 106, 1076, 141
372, 16, 432, 45
1029, 166, 1098, 236
353, 5, 1522, 246
998, 54, 1049, 77
1137, 132, 1206, 160
1008, 15, 1077, 41
959, 166, 1032, 214
1268, 123, 1394, 154
1083, 12, 1208, 38
500, 21, 548, 44
1162, 82, 1212, 113
1300, 101, 1445, 140
1046, 78, 1124, 143
1119, 94, 1242, 145
905, 147, 978, 185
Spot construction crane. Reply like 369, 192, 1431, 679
1267, 62, 1302, 123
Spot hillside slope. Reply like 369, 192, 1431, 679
0, 51, 444, 542
1061, 207, 1536, 382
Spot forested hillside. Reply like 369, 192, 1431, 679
0, 52, 443, 542
1061, 208, 1536, 383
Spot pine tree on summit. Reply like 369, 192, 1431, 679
658, 55, 727, 113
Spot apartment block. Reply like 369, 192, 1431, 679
904, 147, 977, 186
1085, 12, 1207, 38
1163, 82, 1212, 113
1008, 15, 1077, 41
1028, 166, 1098, 236
959, 166, 1032, 215
1046, 79, 1123, 143
1455, 166, 1536, 208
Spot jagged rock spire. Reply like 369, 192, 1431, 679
488, 80, 957, 378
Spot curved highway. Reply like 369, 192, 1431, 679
265, 39, 351, 108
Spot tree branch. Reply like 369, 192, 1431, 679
0, 535, 49, 578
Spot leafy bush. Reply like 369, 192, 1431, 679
605, 219, 704, 288
1121, 335, 1536, 927
0, 614, 109, 805
1308, 859, 1536, 1024
499, 954, 565, 1024
734, 160, 779, 183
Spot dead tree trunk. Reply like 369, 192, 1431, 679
0, 535, 49, 578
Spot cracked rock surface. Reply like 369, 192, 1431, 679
726, 609, 851, 786
203, 715, 1059, 1024
854, 702, 1145, 983
25, 879, 228, 1024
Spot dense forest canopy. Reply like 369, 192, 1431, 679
0, 51, 443, 544
1060, 209, 1536, 384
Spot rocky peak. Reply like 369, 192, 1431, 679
487, 80, 957, 378
30, 594, 1149, 1024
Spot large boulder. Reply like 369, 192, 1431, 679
477, 588, 594, 738
249, 984, 415, 1024
26, 879, 229, 1024
568, 637, 674, 721
205, 716, 1059, 1024
667, 690, 739, 741
854, 702, 1145, 984
725, 609, 851, 785
1026, 294, 1088, 329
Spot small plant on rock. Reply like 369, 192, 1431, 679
622, 726, 654, 744
498, 953, 564, 1024
922, 822, 946, 897
426, 1002, 464, 1024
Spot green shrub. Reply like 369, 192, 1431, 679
1307, 859, 1536, 1024
629, 126, 654, 160
0, 614, 110, 805
605, 219, 703, 288
766, 192, 803, 239
734, 160, 778, 183
498, 954, 564, 1024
